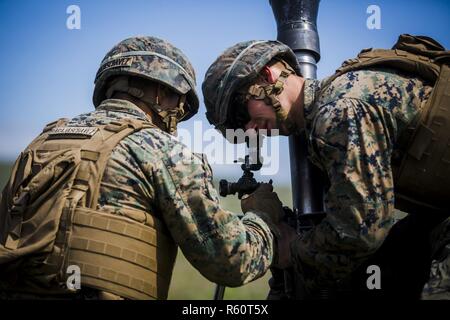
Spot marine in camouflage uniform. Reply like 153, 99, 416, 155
0, 37, 284, 300
202, 39, 450, 299
73, 98, 275, 285
295, 69, 434, 295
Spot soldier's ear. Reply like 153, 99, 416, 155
261, 66, 277, 84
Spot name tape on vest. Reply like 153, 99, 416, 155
49, 127, 99, 137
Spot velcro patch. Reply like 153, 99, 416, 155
98, 57, 133, 74
49, 127, 99, 137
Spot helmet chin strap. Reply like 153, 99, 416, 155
244, 60, 298, 134
106, 76, 186, 135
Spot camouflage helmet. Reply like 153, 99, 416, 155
93, 36, 199, 121
202, 40, 301, 134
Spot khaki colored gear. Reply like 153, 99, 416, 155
244, 60, 295, 111
0, 117, 176, 300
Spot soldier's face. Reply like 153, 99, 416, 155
245, 99, 290, 135
245, 99, 276, 131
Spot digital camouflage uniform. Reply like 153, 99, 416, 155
202, 39, 450, 299
69, 98, 275, 287
292, 69, 432, 292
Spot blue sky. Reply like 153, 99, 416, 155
0, 0, 449, 183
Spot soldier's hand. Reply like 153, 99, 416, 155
272, 222, 297, 269
241, 183, 284, 224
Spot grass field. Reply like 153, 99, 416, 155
0, 161, 291, 300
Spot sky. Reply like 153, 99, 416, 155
0, 0, 449, 184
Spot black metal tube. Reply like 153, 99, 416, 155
270, 0, 323, 216
214, 284, 225, 300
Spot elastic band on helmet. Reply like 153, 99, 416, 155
99, 51, 196, 90
214, 41, 267, 122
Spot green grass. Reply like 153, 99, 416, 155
168, 250, 272, 300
